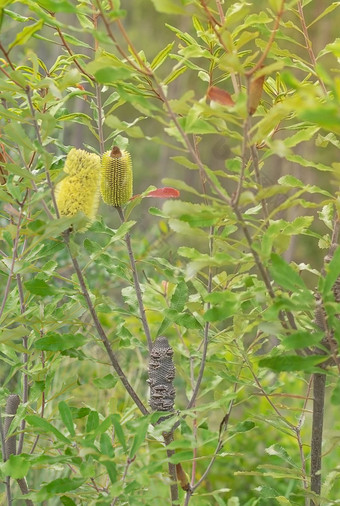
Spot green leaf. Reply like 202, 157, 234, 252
112, 414, 127, 452
129, 417, 149, 458
170, 281, 188, 312
259, 355, 326, 372
229, 420, 255, 435
40, 477, 85, 495
103, 461, 117, 484
100, 433, 115, 457
24, 279, 56, 296
331, 378, 340, 405
281, 331, 324, 350
36, 0, 77, 12
322, 246, 340, 296
34, 333, 86, 351
94, 67, 134, 84
86, 411, 99, 433
150, 0, 185, 14
269, 254, 306, 292
58, 401, 75, 437
26, 415, 70, 444
151, 42, 174, 70
9, 19, 44, 49
93, 374, 118, 389
175, 312, 202, 329
60, 497, 77, 506
204, 303, 237, 322
2, 455, 30, 479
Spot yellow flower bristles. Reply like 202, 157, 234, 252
56, 148, 101, 230
100, 147, 133, 207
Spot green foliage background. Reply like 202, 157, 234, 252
1, 0, 340, 505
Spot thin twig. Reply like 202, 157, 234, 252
56, 27, 95, 82
295, 376, 313, 498
297, 1, 327, 95
310, 373, 326, 504
64, 230, 149, 414
186, 226, 214, 409
163, 431, 179, 505
215, 0, 225, 24
16, 273, 28, 455
199, 0, 239, 94
245, 0, 285, 77
96, 83, 105, 155
116, 207, 153, 353
232, 118, 250, 208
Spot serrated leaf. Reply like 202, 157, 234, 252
170, 281, 188, 312
2, 455, 30, 479
100, 433, 115, 457
24, 279, 56, 296
35, 333, 86, 351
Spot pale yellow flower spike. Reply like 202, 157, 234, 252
56, 148, 101, 230
100, 146, 133, 207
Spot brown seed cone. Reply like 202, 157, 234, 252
148, 336, 176, 412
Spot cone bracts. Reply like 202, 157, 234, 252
100, 146, 133, 207
148, 336, 176, 412
56, 148, 101, 230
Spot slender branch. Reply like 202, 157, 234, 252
163, 431, 179, 505
25, 89, 60, 219
64, 230, 149, 414
310, 373, 326, 504
111, 455, 136, 505
96, 83, 105, 155
245, 0, 285, 77
215, 0, 225, 24
199, 0, 239, 94
232, 118, 250, 208
295, 376, 313, 498
16, 273, 28, 455
0, 208, 24, 320
116, 207, 153, 353
186, 226, 214, 409
0, 410, 12, 504
56, 26, 95, 82
95, 0, 151, 76
297, 1, 327, 95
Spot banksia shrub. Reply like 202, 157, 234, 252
56, 148, 101, 229
100, 146, 133, 207
148, 336, 176, 412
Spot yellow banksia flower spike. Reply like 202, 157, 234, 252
100, 146, 133, 207
56, 148, 101, 230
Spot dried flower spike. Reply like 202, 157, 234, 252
56, 148, 101, 230
101, 147, 133, 207
148, 336, 176, 412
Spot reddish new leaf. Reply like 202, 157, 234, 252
207, 86, 234, 106
146, 187, 180, 198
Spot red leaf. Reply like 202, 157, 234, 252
207, 86, 234, 106
146, 187, 180, 198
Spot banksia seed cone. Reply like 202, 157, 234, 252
100, 147, 133, 207
56, 148, 101, 229
148, 336, 176, 411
